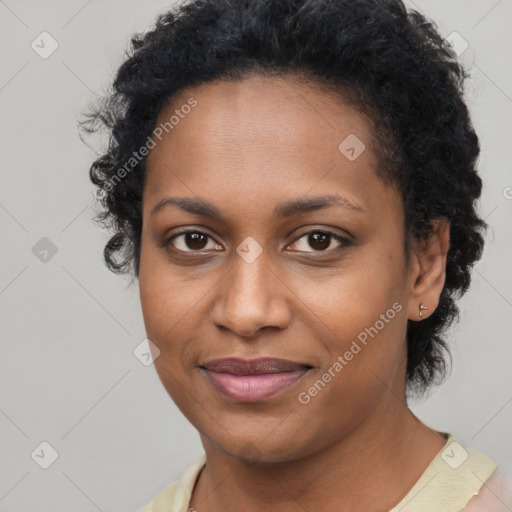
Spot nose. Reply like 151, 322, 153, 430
210, 252, 291, 338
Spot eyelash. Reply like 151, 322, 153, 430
162, 228, 352, 255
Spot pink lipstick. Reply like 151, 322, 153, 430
201, 357, 311, 402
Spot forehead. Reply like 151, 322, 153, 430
143, 74, 399, 222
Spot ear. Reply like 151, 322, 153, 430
406, 218, 450, 321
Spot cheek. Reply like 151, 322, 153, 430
138, 240, 194, 340
138, 267, 201, 417
292, 304, 407, 441
291, 251, 408, 397
138, 245, 217, 387
139, 275, 197, 356
295, 261, 406, 343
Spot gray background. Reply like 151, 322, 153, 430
1, 1, 511, 511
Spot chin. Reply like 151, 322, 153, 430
208, 429, 311, 465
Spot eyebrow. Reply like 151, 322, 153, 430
150, 194, 366, 219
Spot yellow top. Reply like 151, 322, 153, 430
138, 433, 497, 512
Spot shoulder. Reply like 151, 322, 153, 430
137, 454, 207, 512
463, 464, 512, 511
137, 481, 179, 512
389, 432, 498, 512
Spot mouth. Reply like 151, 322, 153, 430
199, 357, 313, 402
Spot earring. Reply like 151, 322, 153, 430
419, 303, 428, 318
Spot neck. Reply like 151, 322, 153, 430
190, 396, 447, 512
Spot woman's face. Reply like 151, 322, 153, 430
139, 74, 420, 462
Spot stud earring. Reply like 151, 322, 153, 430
419, 303, 428, 318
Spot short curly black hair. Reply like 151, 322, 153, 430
80, 0, 487, 396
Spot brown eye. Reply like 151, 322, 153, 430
183, 232, 208, 250
288, 230, 351, 253
308, 232, 330, 250
165, 230, 223, 252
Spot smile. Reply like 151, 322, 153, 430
199, 357, 313, 402
201, 368, 310, 402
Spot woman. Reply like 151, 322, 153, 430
81, 0, 510, 510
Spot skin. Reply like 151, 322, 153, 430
139, 74, 451, 512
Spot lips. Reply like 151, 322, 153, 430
200, 357, 312, 402
201, 357, 311, 375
